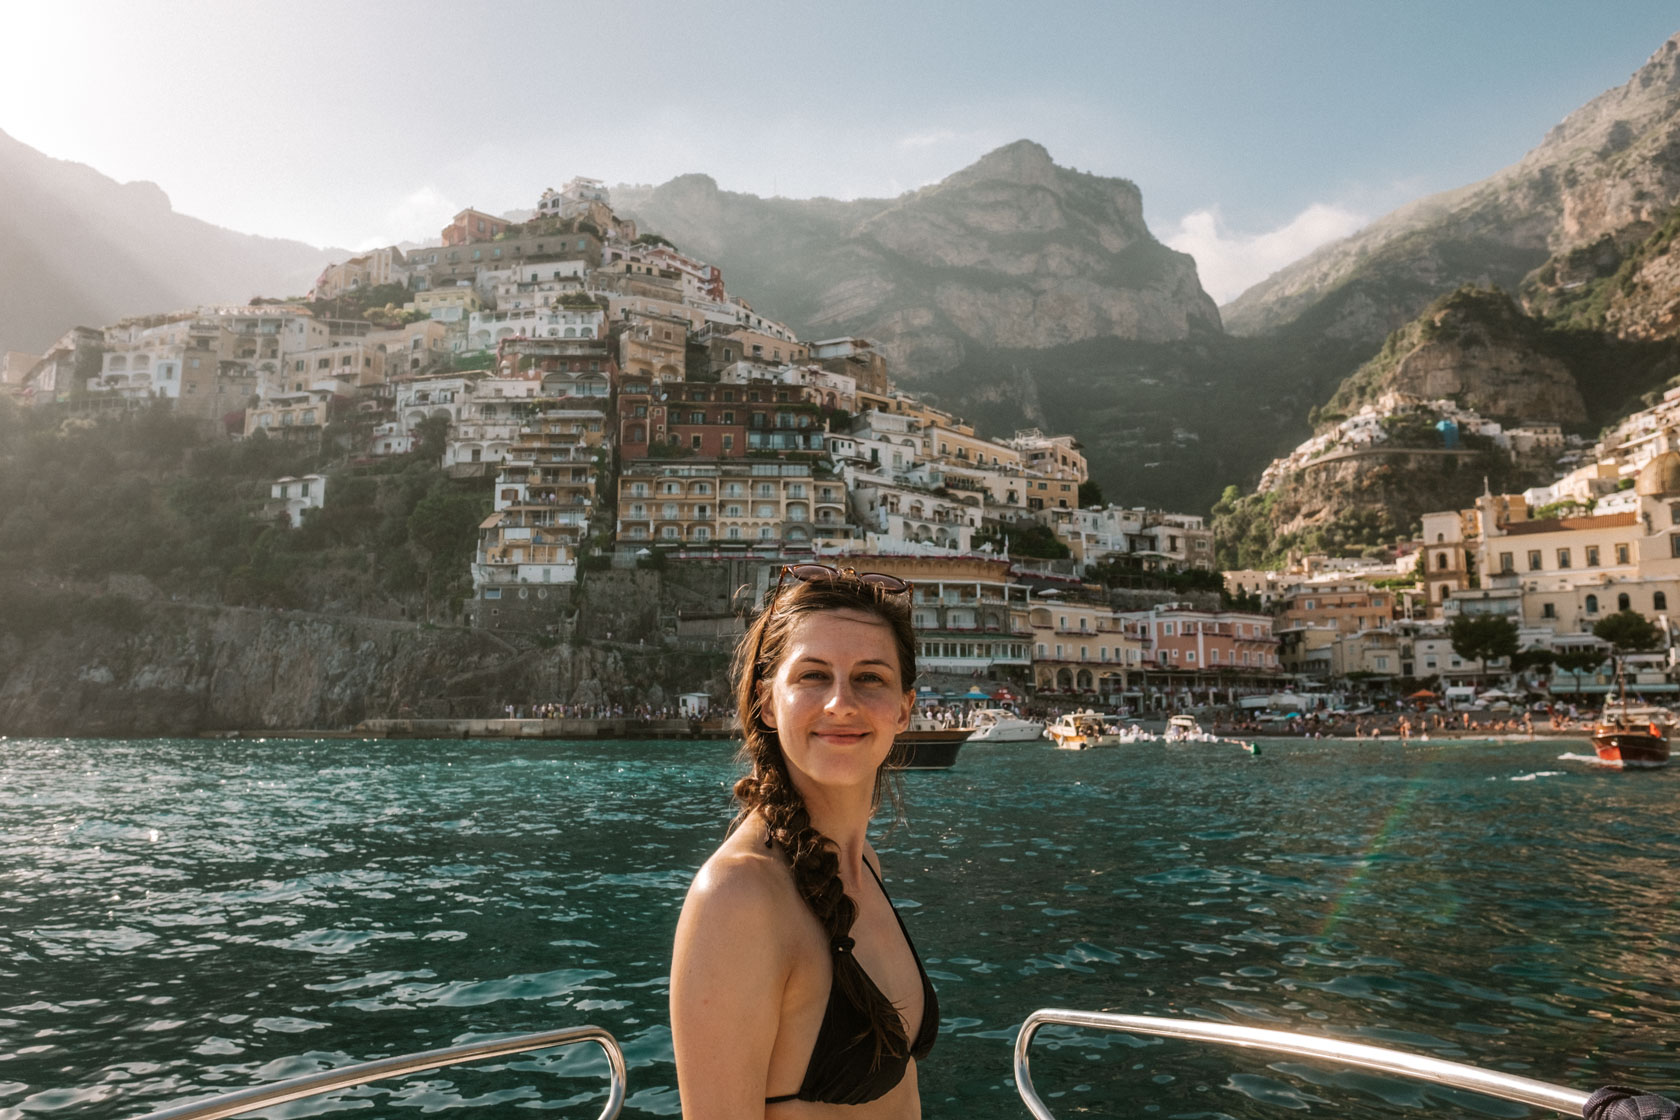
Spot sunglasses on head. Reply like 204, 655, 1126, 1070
771, 563, 913, 600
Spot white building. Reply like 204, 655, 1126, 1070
271, 474, 327, 528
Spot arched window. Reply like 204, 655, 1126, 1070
1586, 594, 1599, 615
1436, 533, 1444, 543
1436, 553, 1448, 570
1618, 593, 1631, 611
1655, 591, 1668, 611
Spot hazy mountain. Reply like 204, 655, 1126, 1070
0, 129, 342, 355
1223, 32, 1680, 343
615, 140, 1220, 379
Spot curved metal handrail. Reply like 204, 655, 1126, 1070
129, 1024, 626, 1120
1013, 1009, 1588, 1119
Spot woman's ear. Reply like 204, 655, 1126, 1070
758, 678, 776, 730
896, 688, 914, 733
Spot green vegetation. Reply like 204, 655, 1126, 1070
974, 522, 1069, 560
1524, 204, 1680, 332
1447, 614, 1520, 680
1530, 497, 1594, 520
0, 404, 489, 629
306, 282, 413, 323
1592, 609, 1662, 652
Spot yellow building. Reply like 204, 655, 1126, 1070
1030, 598, 1145, 696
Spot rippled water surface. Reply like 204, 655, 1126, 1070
3, 736, 1679, 1119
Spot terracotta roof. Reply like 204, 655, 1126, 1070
1501, 511, 1637, 535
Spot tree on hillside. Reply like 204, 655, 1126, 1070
1078, 479, 1104, 507
1592, 609, 1662, 652
1448, 614, 1520, 683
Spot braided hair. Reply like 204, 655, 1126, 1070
730, 576, 918, 1062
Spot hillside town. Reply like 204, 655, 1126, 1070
11, 177, 1680, 716
1228, 381, 1680, 706
0, 177, 1285, 712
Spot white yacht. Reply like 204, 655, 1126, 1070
965, 707, 1046, 743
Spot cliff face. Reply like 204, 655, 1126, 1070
617, 141, 1220, 378
1224, 33, 1680, 343
0, 129, 341, 355
1324, 288, 1586, 424
0, 599, 731, 737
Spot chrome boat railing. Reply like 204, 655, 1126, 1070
1014, 1009, 1588, 1119
129, 1024, 625, 1120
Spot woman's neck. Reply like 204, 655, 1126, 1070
789, 778, 874, 880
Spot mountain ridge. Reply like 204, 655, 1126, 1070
614, 139, 1220, 378
1221, 32, 1680, 342
0, 129, 344, 355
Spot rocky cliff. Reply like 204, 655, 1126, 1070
1322, 287, 1586, 425
1223, 33, 1680, 344
616, 140, 1220, 379
0, 129, 341, 355
0, 595, 734, 738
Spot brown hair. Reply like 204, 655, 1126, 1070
730, 576, 918, 1060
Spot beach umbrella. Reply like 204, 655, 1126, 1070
963, 688, 991, 700
1406, 689, 1438, 699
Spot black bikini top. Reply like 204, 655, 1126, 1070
765, 859, 938, 1106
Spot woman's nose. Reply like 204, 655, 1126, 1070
824, 678, 859, 711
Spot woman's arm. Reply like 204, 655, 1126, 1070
671, 854, 791, 1118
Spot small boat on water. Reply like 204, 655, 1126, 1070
1591, 661, 1671, 769
1044, 710, 1122, 749
965, 707, 1046, 743
1163, 714, 1219, 743
893, 717, 971, 769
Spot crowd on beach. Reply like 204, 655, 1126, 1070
1204, 705, 1594, 739
504, 702, 739, 722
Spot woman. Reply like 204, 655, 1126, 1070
671, 565, 937, 1117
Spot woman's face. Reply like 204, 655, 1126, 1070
762, 607, 915, 793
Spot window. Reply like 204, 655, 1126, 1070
1618, 592, 1631, 611
1499, 552, 1514, 574
1557, 548, 1571, 569
1619, 543, 1632, 564
1586, 594, 1599, 615
1657, 592, 1669, 611
1436, 553, 1448, 570
1528, 550, 1543, 571
1586, 545, 1600, 567
1542, 602, 1556, 619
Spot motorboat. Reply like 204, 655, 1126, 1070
1044, 709, 1122, 749
965, 707, 1046, 743
892, 716, 971, 769
1591, 660, 1671, 769
1591, 704, 1671, 769
1163, 714, 1219, 743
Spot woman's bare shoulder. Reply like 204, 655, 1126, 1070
683, 824, 794, 924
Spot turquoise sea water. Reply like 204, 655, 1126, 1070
2, 736, 1678, 1119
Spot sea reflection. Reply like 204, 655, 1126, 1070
1, 737, 1678, 1118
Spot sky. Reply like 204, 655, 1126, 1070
4, 1, 1678, 305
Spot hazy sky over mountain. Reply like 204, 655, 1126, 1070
5, 1, 1677, 304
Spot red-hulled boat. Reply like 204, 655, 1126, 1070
1591, 663, 1671, 769
1591, 716, 1670, 768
